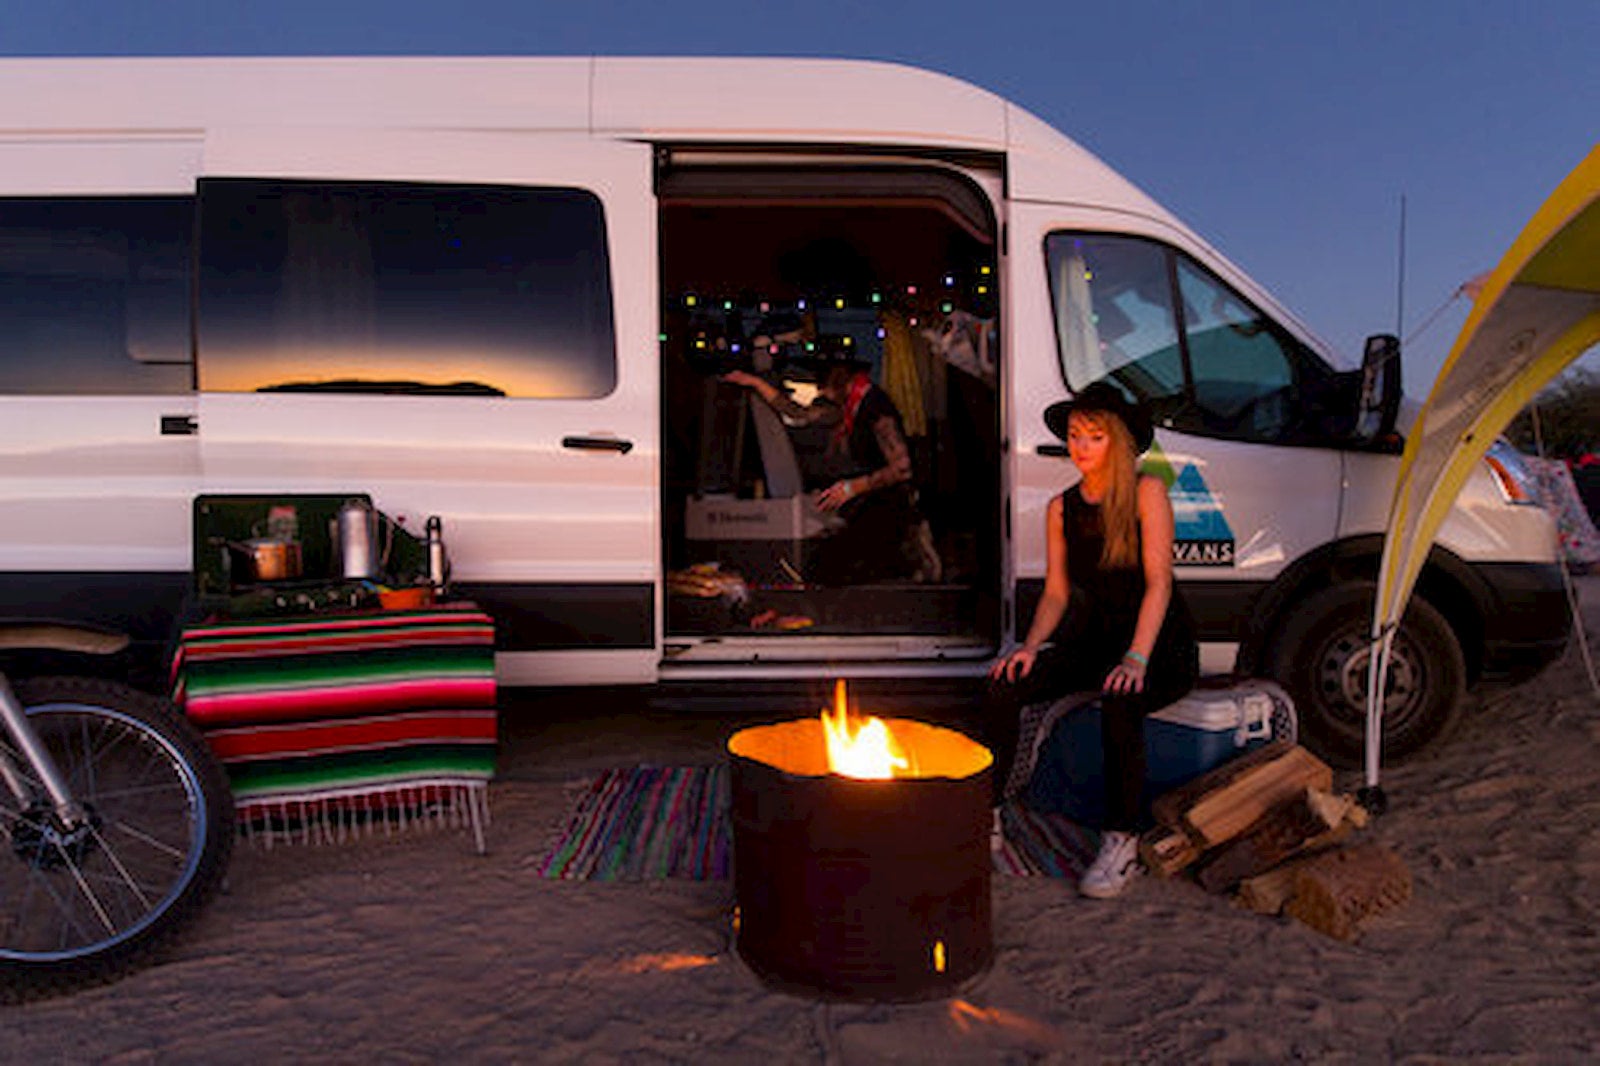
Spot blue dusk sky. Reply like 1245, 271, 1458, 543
6, 0, 1597, 394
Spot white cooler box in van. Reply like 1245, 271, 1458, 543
1023, 680, 1297, 828
684, 494, 835, 585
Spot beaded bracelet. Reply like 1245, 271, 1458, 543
1122, 649, 1148, 668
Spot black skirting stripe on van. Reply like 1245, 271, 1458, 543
1012, 578, 1266, 643
1472, 561, 1571, 680
1176, 580, 1271, 641
0, 571, 194, 688
0, 571, 193, 642
450, 582, 654, 650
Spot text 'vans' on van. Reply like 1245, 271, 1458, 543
0, 57, 1569, 763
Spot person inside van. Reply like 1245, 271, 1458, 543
982, 383, 1198, 899
723, 337, 938, 585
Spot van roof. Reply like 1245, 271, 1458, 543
0, 55, 1172, 219
0, 55, 1326, 358
0, 54, 994, 143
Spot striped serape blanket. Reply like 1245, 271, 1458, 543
535, 764, 1099, 882
173, 604, 497, 850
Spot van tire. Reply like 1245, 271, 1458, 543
1266, 581, 1466, 768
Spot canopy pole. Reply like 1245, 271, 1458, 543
1359, 625, 1396, 814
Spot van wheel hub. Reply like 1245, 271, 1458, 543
1321, 631, 1421, 724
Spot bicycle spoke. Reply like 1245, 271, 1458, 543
14, 851, 104, 949
84, 826, 157, 910
102, 818, 191, 862
76, 714, 98, 802
56, 844, 117, 937
69, 780, 192, 805
70, 863, 172, 903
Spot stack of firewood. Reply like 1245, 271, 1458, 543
1139, 740, 1412, 941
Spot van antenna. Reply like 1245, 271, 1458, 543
1395, 194, 1407, 337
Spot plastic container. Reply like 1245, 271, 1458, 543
378, 586, 435, 610
1023, 681, 1295, 827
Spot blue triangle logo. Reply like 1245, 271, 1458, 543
1170, 464, 1234, 542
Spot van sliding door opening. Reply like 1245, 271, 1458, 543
657, 161, 1001, 660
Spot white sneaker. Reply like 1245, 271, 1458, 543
1079, 830, 1142, 899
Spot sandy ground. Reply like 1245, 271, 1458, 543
5, 577, 1599, 1064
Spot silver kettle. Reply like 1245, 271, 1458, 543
336, 498, 378, 579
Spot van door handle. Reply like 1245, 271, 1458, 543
1035, 443, 1069, 458
562, 435, 633, 454
161, 415, 198, 436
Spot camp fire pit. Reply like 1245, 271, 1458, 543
727, 682, 993, 1001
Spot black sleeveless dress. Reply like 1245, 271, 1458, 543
1056, 483, 1196, 689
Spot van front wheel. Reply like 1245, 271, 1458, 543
1267, 581, 1466, 768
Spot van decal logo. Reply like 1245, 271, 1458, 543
1143, 446, 1235, 567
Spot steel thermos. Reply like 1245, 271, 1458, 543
337, 499, 378, 579
426, 515, 447, 590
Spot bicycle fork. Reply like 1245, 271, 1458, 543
0, 673, 88, 828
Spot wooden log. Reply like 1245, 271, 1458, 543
1310, 789, 1357, 829
1344, 802, 1370, 830
1139, 824, 1201, 878
1232, 797, 1369, 914
1151, 740, 1293, 830
1194, 788, 1350, 894
1180, 747, 1334, 848
1284, 844, 1412, 941
1219, 821, 1355, 897
1235, 861, 1305, 916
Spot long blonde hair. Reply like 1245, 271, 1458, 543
1076, 410, 1141, 569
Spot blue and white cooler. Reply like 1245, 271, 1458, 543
1020, 680, 1297, 828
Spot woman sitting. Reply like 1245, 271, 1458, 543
983, 382, 1198, 899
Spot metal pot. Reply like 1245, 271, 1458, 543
230, 537, 303, 582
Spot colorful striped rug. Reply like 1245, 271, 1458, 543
535, 764, 1099, 882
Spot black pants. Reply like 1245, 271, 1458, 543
811, 486, 919, 586
982, 637, 1197, 832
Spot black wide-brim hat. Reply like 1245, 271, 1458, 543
1043, 381, 1155, 453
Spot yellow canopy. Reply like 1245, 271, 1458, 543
1366, 144, 1600, 786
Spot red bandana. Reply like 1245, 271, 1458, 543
832, 372, 873, 449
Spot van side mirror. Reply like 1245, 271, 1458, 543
1353, 333, 1402, 445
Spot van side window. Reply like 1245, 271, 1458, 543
0, 197, 193, 395
196, 179, 617, 398
1047, 232, 1336, 444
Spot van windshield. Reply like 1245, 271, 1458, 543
1048, 234, 1183, 402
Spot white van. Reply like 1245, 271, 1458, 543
0, 57, 1568, 763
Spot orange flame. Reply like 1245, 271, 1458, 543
821, 679, 908, 779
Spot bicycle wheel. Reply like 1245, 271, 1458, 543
0, 677, 233, 1000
